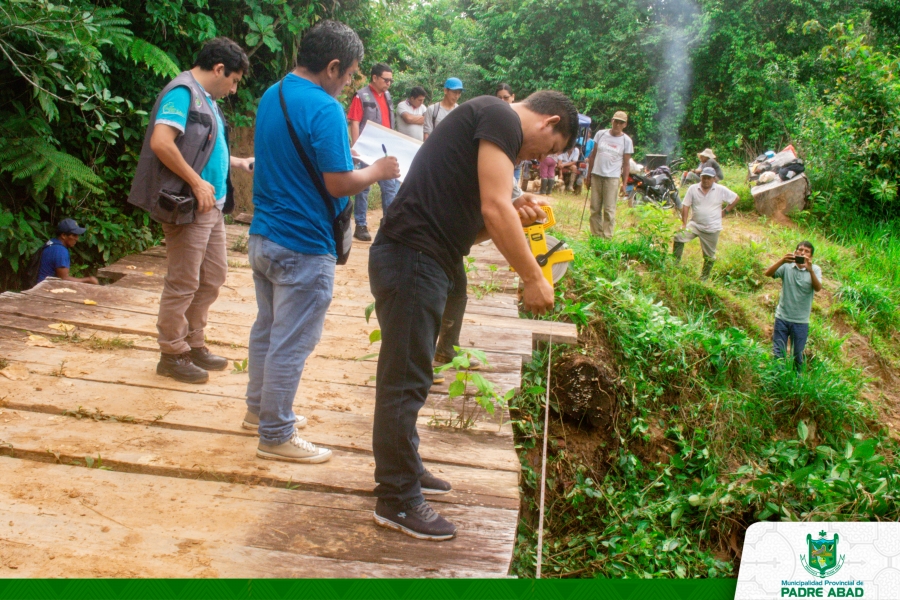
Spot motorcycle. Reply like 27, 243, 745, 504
628, 158, 685, 210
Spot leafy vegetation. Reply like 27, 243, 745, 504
510, 189, 900, 578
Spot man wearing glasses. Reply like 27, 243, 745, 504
348, 63, 398, 241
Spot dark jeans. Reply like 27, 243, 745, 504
435, 259, 468, 360
773, 317, 809, 367
369, 238, 451, 508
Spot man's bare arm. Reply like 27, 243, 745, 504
349, 120, 361, 146
54, 267, 98, 285
322, 157, 400, 198
477, 140, 554, 314
400, 112, 425, 125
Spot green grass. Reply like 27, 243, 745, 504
510, 182, 900, 578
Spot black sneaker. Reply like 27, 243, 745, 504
189, 346, 228, 371
374, 499, 457, 541
420, 469, 452, 495
354, 225, 372, 242
157, 352, 208, 384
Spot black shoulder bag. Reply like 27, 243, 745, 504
278, 77, 353, 265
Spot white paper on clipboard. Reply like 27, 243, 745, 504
352, 122, 423, 183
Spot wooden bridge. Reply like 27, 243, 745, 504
0, 221, 576, 578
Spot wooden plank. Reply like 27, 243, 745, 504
0, 373, 517, 472
2, 291, 536, 359
0, 458, 515, 577
0, 409, 519, 509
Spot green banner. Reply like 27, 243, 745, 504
0, 579, 737, 600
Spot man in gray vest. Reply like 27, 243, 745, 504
347, 63, 398, 241
128, 37, 255, 384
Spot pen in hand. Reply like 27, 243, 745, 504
382, 144, 388, 157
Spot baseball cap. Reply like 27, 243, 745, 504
612, 111, 628, 123
444, 77, 464, 90
57, 218, 86, 235
700, 167, 717, 178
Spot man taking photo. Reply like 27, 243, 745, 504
764, 242, 822, 369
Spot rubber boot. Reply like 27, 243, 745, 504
701, 257, 715, 280
672, 241, 685, 262
564, 171, 575, 192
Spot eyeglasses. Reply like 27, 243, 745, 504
378, 76, 393, 84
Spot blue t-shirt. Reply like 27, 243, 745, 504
37, 239, 70, 283
250, 75, 353, 256
156, 83, 229, 206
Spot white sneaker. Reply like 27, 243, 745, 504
242, 410, 307, 432
257, 430, 332, 464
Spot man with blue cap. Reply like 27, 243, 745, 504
34, 219, 99, 286
423, 77, 463, 140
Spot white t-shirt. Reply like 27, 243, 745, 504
556, 147, 580, 164
591, 129, 634, 177
395, 99, 427, 141
683, 183, 738, 233
423, 102, 456, 136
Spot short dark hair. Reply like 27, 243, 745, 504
194, 37, 249, 76
297, 20, 364, 76
495, 82, 513, 95
522, 90, 579, 149
370, 63, 392, 78
408, 86, 426, 99
796, 241, 815, 256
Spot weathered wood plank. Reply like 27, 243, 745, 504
0, 458, 515, 577
0, 409, 518, 509
0, 373, 517, 471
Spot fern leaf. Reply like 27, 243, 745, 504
130, 39, 180, 78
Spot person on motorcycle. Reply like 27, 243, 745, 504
586, 111, 633, 239
672, 167, 739, 280
681, 148, 724, 187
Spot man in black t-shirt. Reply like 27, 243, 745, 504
369, 91, 578, 541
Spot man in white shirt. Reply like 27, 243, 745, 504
556, 146, 581, 192
395, 86, 427, 141
673, 167, 740, 279
423, 77, 462, 139
586, 111, 633, 238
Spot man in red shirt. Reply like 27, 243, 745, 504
347, 63, 398, 241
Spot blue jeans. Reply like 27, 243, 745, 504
246, 235, 335, 446
773, 317, 809, 368
354, 178, 399, 227
369, 238, 452, 508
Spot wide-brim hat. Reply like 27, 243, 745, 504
698, 148, 716, 160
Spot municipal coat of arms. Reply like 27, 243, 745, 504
801, 530, 845, 577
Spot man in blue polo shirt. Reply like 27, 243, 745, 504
245, 20, 399, 464
35, 219, 99, 286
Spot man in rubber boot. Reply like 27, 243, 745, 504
672, 167, 739, 280
369, 90, 577, 541
247, 21, 399, 464
128, 38, 255, 385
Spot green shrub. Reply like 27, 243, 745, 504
836, 282, 899, 334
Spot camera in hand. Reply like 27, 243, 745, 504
794, 255, 805, 265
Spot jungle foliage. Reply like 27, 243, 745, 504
2, 0, 898, 287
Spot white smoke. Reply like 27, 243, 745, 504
655, 0, 701, 155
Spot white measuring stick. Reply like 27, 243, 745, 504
535, 328, 552, 579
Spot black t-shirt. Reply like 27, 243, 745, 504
378, 95, 523, 277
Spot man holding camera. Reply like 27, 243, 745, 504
128, 38, 254, 384
764, 242, 822, 368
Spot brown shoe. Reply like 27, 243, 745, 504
189, 346, 228, 371
157, 352, 208, 384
